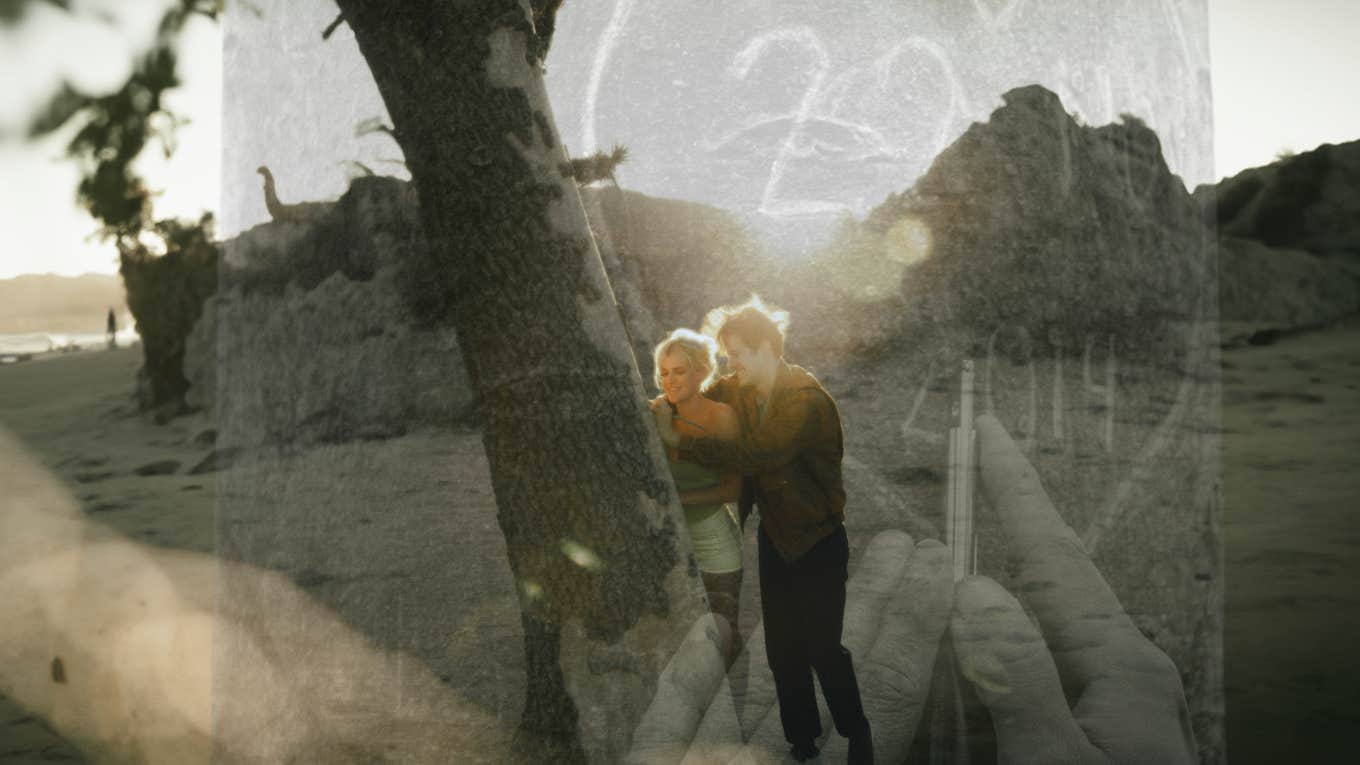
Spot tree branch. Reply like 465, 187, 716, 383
322, 11, 345, 40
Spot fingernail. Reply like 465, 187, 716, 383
958, 651, 1010, 696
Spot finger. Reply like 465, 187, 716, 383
627, 614, 733, 765
685, 617, 771, 765
972, 418, 1198, 763
708, 531, 919, 763
974, 414, 1146, 670
822, 539, 953, 764
1070, 655, 1199, 765
951, 576, 1103, 765
842, 530, 917, 658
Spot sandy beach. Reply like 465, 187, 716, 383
0, 346, 762, 763
1, 323, 1357, 762
0, 346, 531, 762
1220, 317, 1360, 763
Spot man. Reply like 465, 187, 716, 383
653, 296, 873, 764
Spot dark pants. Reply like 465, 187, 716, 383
759, 524, 868, 746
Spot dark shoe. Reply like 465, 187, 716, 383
847, 721, 874, 765
790, 740, 819, 762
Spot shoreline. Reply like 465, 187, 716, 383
0, 334, 141, 365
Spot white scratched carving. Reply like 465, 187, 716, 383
702, 28, 968, 218
871, 37, 966, 160
970, 0, 1028, 34
1083, 371, 1193, 556
581, 0, 637, 155
740, 28, 837, 216
900, 361, 945, 446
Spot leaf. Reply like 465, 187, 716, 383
26, 82, 89, 137
0, 0, 72, 26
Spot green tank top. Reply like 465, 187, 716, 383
668, 454, 743, 574
668, 456, 724, 524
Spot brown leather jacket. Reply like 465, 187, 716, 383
679, 362, 846, 562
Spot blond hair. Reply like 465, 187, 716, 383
652, 328, 719, 392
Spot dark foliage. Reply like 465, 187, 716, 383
25, 0, 220, 242
0, 0, 70, 25
568, 144, 629, 187
120, 214, 219, 410
17, 1, 222, 411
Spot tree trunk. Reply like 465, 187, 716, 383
332, 2, 705, 761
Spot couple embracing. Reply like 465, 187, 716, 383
650, 296, 874, 765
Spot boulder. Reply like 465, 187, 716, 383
206, 267, 473, 452
846, 85, 1215, 357
1218, 237, 1360, 328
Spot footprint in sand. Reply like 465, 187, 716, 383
134, 460, 181, 477
188, 447, 242, 475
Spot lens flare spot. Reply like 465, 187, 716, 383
520, 579, 544, 602
560, 539, 603, 572
885, 217, 933, 265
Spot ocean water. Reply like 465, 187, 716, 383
0, 328, 142, 358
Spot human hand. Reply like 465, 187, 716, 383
626, 531, 954, 764
948, 414, 1198, 764
650, 395, 681, 448
0, 428, 509, 763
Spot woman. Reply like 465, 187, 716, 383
651, 328, 744, 663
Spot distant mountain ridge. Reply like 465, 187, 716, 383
1198, 139, 1360, 256
1195, 140, 1360, 331
0, 273, 127, 334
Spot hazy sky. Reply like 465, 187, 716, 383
0, 0, 1355, 279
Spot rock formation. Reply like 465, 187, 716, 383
185, 176, 761, 452
186, 175, 470, 451
848, 85, 1215, 358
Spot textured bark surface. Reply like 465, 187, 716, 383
331, 2, 704, 760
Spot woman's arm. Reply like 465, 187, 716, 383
677, 403, 743, 505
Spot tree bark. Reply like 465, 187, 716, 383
331, 2, 705, 761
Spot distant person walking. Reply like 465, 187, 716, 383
106, 308, 117, 350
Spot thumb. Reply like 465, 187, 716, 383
950, 576, 1102, 765
625, 613, 732, 764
